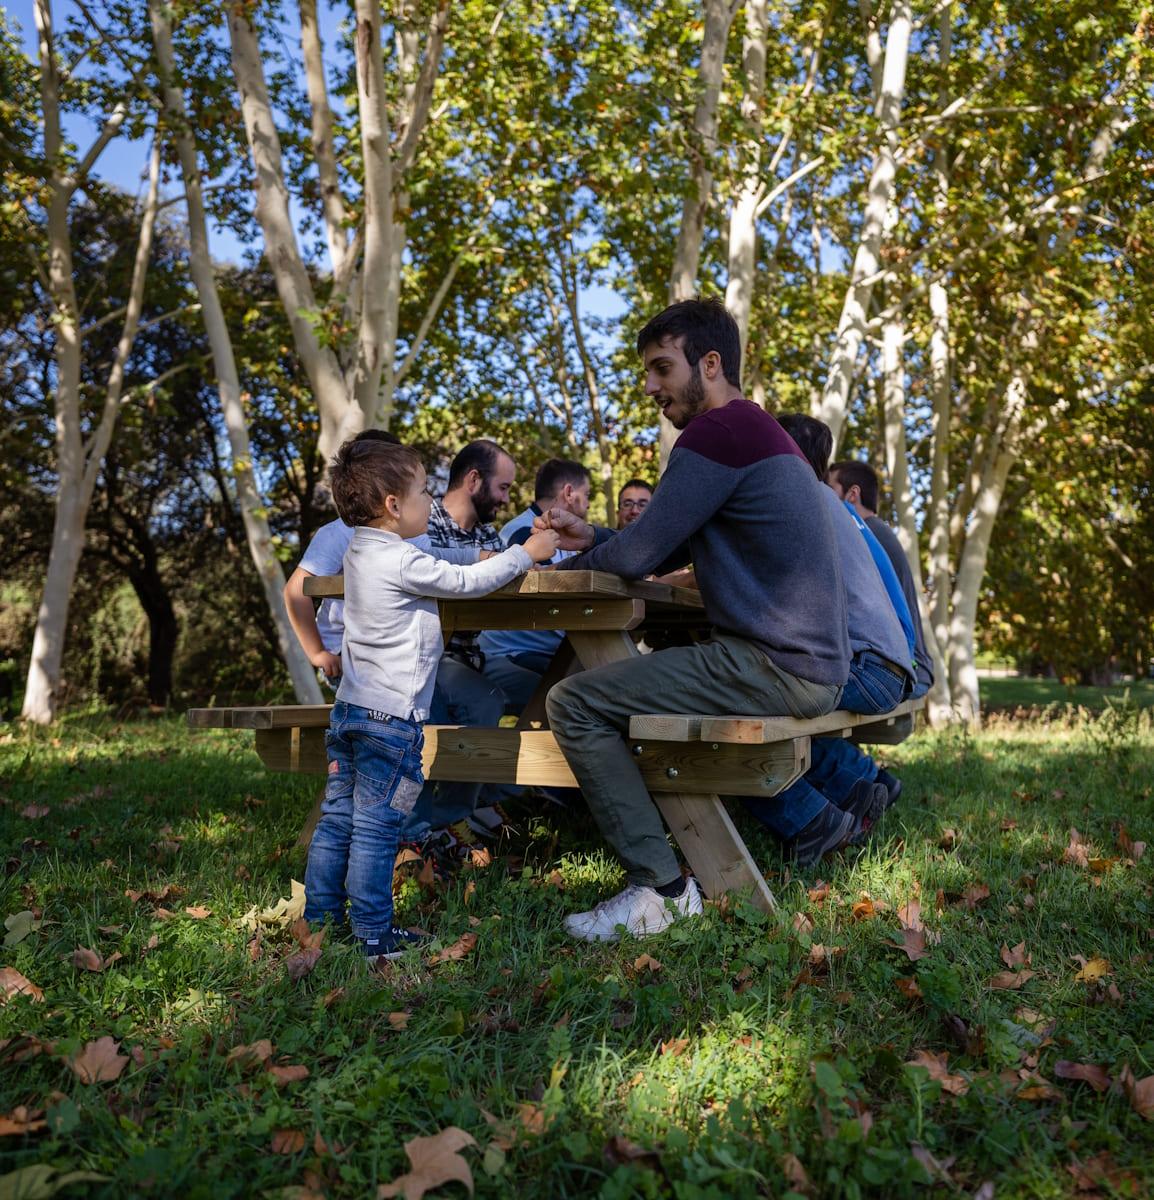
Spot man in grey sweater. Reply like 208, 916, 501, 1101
538, 299, 854, 942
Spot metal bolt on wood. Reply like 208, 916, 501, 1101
666, 767, 679, 778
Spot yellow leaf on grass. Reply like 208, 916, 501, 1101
239, 880, 307, 931
378, 1126, 477, 1199
68, 1037, 129, 1084
1073, 956, 1111, 982
387, 1012, 410, 1030
633, 953, 663, 973
0, 1106, 47, 1137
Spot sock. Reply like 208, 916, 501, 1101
655, 875, 687, 898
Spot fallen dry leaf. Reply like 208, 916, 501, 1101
852, 898, 879, 921
899, 928, 929, 962
1062, 828, 1091, 868
71, 946, 122, 973
4, 911, 43, 946
125, 883, 182, 905
1067, 1151, 1140, 1195
1053, 1060, 1111, 1093
989, 970, 1036, 990
285, 947, 322, 981
907, 1049, 969, 1096
807, 881, 830, 905
792, 912, 815, 936
938, 827, 957, 850
1119, 1063, 1154, 1120
958, 883, 990, 909
68, 1036, 129, 1084
1073, 956, 1111, 982
897, 899, 923, 932
0, 967, 44, 1004
290, 918, 325, 951
781, 1152, 811, 1195
378, 1126, 477, 1199
633, 953, 663, 973
227, 1039, 274, 1069
1116, 826, 1147, 862
427, 932, 477, 966
20, 804, 50, 819
322, 987, 345, 1009
1015, 1072, 1062, 1102
268, 1064, 310, 1086
141, 934, 160, 956
239, 880, 306, 931
604, 1134, 661, 1170
660, 1037, 689, 1057
271, 1128, 307, 1155
1000, 942, 1031, 969
387, 1012, 410, 1031
184, 906, 212, 919
0, 1106, 47, 1137
463, 879, 476, 906
910, 1142, 956, 1183
896, 977, 923, 1001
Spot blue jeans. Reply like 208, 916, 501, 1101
808, 736, 878, 806
403, 656, 506, 839
304, 701, 425, 939
746, 649, 910, 839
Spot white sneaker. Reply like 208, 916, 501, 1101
563, 879, 704, 943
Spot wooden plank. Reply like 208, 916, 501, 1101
187, 705, 331, 730
651, 794, 776, 912
629, 698, 923, 745
254, 724, 808, 798
440, 598, 644, 634
302, 568, 705, 612
851, 711, 916, 745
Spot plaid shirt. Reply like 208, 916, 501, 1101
426, 498, 504, 669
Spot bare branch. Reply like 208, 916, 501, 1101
393, 0, 450, 176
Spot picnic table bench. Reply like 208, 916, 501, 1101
188, 570, 923, 912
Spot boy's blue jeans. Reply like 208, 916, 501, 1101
745, 649, 910, 839
303, 701, 425, 939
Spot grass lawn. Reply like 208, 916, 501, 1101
980, 676, 1154, 714
1, 709, 1152, 1199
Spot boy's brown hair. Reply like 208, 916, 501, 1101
330, 438, 423, 527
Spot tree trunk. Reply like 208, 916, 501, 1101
723, 0, 768, 362
25, 0, 161, 723
126, 559, 178, 708
924, 3, 954, 725
814, 0, 913, 453
151, 0, 323, 705
661, 0, 739, 466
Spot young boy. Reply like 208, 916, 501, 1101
302, 438, 559, 962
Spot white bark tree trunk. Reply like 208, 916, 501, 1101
24, 0, 161, 723
815, 0, 913, 452
661, 0, 740, 465
150, 0, 322, 704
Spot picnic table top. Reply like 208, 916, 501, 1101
302, 568, 705, 612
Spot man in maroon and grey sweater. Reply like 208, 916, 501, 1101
538, 299, 859, 942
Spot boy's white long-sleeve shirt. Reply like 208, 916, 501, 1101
337, 526, 532, 721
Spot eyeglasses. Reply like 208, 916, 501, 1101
619, 500, 649, 511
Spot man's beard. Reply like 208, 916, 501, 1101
671, 367, 707, 429
474, 485, 502, 524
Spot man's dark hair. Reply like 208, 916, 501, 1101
829, 460, 881, 513
535, 458, 591, 502
635, 298, 742, 388
353, 428, 401, 446
618, 478, 653, 501
330, 438, 423, 527
778, 413, 833, 481
447, 439, 510, 491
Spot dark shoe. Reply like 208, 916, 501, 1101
361, 926, 430, 965
846, 782, 890, 846
789, 804, 857, 868
876, 768, 902, 810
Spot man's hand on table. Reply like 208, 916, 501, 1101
534, 507, 595, 551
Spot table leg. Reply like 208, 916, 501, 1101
565, 631, 776, 913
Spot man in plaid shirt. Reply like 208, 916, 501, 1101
413, 440, 518, 835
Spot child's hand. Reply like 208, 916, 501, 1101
523, 528, 560, 563
310, 649, 342, 679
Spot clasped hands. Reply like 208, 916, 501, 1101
531, 507, 596, 551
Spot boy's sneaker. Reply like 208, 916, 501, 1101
361, 926, 429, 965
563, 878, 703, 943
875, 768, 902, 810
790, 803, 858, 868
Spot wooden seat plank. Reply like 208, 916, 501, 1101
629, 698, 923, 745
187, 704, 332, 730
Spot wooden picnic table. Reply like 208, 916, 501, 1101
188, 569, 922, 912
